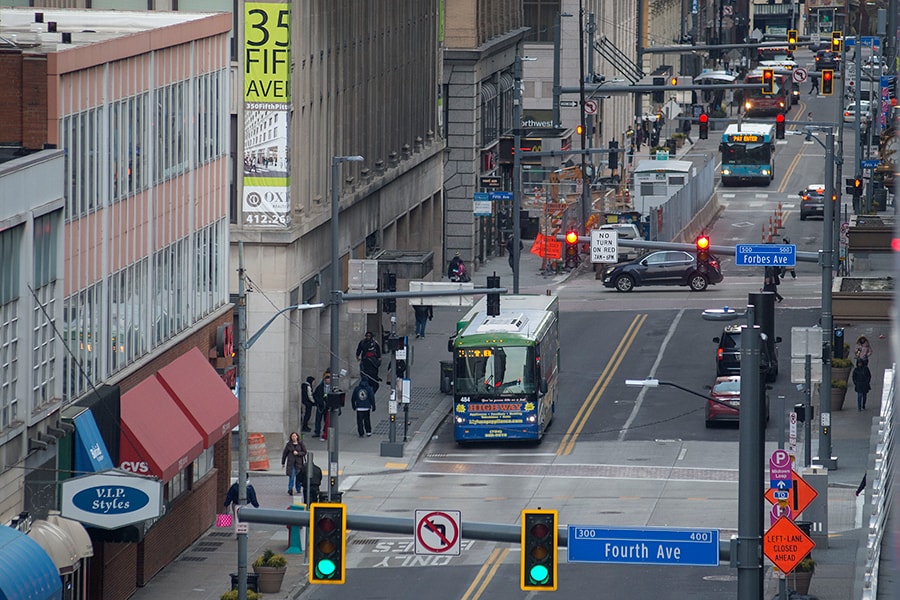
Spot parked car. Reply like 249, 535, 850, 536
705, 375, 770, 427
598, 223, 642, 261
799, 184, 825, 220
601, 250, 723, 292
713, 324, 779, 382
843, 101, 872, 125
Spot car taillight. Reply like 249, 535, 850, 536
710, 259, 719, 269
717, 348, 723, 361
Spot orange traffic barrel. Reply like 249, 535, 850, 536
248, 433, 270, 471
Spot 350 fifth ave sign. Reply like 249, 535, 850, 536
61, 470, 163, 529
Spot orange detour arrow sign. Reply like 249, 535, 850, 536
764, 469, 818, 515
764, 516, 816, 573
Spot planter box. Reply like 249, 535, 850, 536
832, 277, 892, 322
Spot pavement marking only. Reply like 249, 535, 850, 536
415, 510, 461, 555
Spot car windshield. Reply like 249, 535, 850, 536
713, 379, 742, 394
454, 346, 535, 394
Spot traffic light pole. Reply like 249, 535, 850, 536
512, 55, 522, 294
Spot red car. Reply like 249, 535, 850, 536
705, 376, 770, 427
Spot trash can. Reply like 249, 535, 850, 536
440, 361, 453, 395
230, 572, 259, 592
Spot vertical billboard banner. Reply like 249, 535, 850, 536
243, 1, 291, 227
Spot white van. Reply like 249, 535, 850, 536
599, 223, 642, 261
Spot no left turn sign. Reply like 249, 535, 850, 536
584, 99, 598, 115
793, 67, 808, 83
415, 510, 461, 555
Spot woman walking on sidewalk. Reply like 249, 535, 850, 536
281, 432, 307, 495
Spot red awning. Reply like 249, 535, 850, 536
119, 376, 204, 481
157, 347, 239, 448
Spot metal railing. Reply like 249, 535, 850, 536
649, 157, 716, 241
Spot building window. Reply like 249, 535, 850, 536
524, 0, 560, 43
63, 283, 101, 401
481, 82, 499, 148
0, 225, 22, 430
32, 211, 60, 409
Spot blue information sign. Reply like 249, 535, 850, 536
860, 159, 879, 169
734, 244, 796, 267
489, 191, 513, 201
567, 526, 719, 566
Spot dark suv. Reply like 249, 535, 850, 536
713, 325, 779, 382
815, 50, 839, 71
601, 250, 724, 292
799, 184, 825, 220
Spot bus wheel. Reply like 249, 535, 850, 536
688, 273, 708, 291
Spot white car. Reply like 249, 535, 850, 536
843, 101, 872, 125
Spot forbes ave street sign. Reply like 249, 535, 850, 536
567, 525, 719, 566
735, 244, 796, 267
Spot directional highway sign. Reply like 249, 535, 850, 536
765, 470, 818, 515
567, 525, 719, 566
735, 244, 796, 267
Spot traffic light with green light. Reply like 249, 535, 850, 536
309, 503, 346, 584
831, 31, 842, 53
821, 70, 834, 95
521, 509, 558, 591
761, 68, 775, 95
787, 29, 798, 52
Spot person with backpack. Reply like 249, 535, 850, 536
356, 332, 382, 393
312, 372, 331, 440
448, 253, 469, 281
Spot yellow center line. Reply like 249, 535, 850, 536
462, 547, 507, 600
557, 314, 647, 456
777, 149, 805, 195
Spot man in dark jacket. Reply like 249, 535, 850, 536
356, 332, 382, 393
413, 304, 433, 338
224, 476, 259, 510
312, 372, 331, 439
351, 377, 376, 437
300, 376, 315, 432
299, 460, 323, 504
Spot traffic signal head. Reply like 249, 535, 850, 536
775, 114, 786, 140
310, 503, 346, 584
565, 231, 579, 269
761, 69, 775, 95
382, 272, 397, 313
521, 509, 557, 591
831, 31, 842, 53
670, 76, 678, 86
565, 230, 578, 245
608, 140, 619, 171
696, 234, 710, 264
787, 29, 798, 51
486, 273, 501, 317
576, 124, 584, 136
821, 70, 834, 95
698, 113, 709, 140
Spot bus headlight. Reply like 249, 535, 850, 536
744, 101, 752, 110
761, 169, 771, 176
455, 416, 465, 424
722, 168, 731, 176
526, 414, 537, 423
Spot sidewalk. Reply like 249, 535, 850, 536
131, 205, 888, 600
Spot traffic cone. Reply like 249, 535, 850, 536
248, 433, 270, 471
775, 203, 783, 229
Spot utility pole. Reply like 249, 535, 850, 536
329, 155, 364, 501
578, 0, 590, 225
512, 54, 522, 294
818, 129, 837, 469
236, 243, 249, 600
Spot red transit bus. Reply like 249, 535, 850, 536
743, 70, 789, 117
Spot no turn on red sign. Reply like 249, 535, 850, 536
415, 510, 461, 556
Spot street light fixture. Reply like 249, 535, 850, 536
236, 240, 324, 600
329, 155, 364, 501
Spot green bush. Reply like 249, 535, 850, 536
253, 549, 287, 568
831, 378, 848, 389
796, 556, 816, 573
832, 358, 853, 369
221, 590, 260, 600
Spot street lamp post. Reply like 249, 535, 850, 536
329, 155, 364, 501
236, 241, 324, 600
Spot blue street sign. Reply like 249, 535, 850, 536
844, 36, 880, 48
860, 159, 879, 169
567, 526, 719, 566
489, 191, 513, 201
734, 244, 796, 267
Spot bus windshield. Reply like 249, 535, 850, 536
722, 142, 771, 166
455, 346, 535, 394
